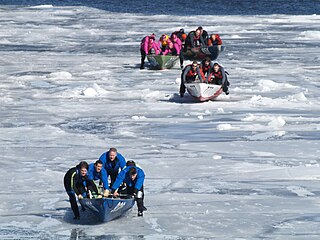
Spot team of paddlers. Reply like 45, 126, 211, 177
140, 26, 229, 97
64, 147, 146, 219
140, 26, 223, 69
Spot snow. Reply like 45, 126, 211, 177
0, 3, 320, 240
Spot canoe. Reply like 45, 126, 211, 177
79, 196, 135, 222
147, 55, 180, 70
182, 45, 225, 61
185, 82, 223, 101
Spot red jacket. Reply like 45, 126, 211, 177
207, 34, 223, 46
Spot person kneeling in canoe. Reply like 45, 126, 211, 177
200, 57, 214, 82
111, 165, 147, 217
209, 63, 230, 95
180, 61, 204, 97
64, 161, 100, 220
88, 160, 110, 198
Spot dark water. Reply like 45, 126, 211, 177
0, 0, 319, 15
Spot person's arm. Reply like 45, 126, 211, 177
220, 66, 226, 84
216, 34, 223, 45
87, 178, 99, 195
111, 168, 126, 192
199, 35, 206, 46
117, 153, 127, 170
154, 42, 161, 55
142, 37, 149, 54
182, 66, 191, 83
189, 33, 195, 48
72, 175, 82, 196
173, 42, 181, 55
196, 67, 204, 82
101, 168, 110, 191
99, 152, 107, 167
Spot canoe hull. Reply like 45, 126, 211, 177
185, 82, 223, 101
147, 55, 179, 70
182, 45, 225, 61
79, 197, 135, 222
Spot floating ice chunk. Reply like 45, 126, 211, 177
216, 108, 225, 113
298, 31, 320, 40
82, 87, 98, 97
198, 115, 204, 120
268, 116, 286, 128
287, 186, 315, 197
286, 92, 308, 102
29, 5, 53, 8
132, 116, 147, 120
258, 79, 297, 92
247, 131, 286, 140
251, 151, 276, 157
47, 71, 72, 79
212, 155, 222, 160
217, 123, 233, 130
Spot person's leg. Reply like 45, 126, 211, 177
127, 186, 146, 216
179, 71, 186, 97
179, 52, 184, 68
135, 186, 146, 216
223, 76, 230, 95
140, 49, 146, 69
110, 172, 118, 188
67, 191, 80, 219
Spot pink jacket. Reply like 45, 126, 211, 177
141, 36, 161, 55
162, 46, 174, 55
170, 35, 182, 55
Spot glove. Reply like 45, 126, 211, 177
77, 194, 83, 200
103, 189, 110, 197
97, 194, 103, 199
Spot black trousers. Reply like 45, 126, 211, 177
109, 172, 119, 189
65, 189, 80, 218
120, 185, 145, 212
140, 49, 146, 67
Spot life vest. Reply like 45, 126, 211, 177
159, 34, 170, 48
201, 64, 211, 75
212, 70, 223, 80
185, 64, 199, 81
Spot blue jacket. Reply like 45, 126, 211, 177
111, 166, 145, 191
87, 163, 109, 190
99, 151, 126, 175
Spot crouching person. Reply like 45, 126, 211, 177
64, 161, 99, 220
88, 160, 110, 198
111, 165, 147, 217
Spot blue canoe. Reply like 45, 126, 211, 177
79, 196, 135, 222
182, 45, 225, 61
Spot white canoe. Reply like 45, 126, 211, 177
185, 82, 223, 101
